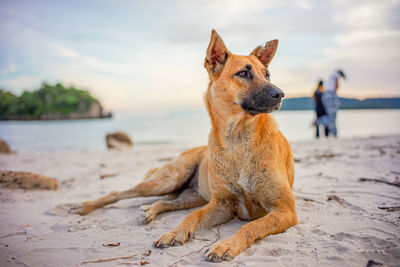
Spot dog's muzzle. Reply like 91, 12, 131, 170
240, 85, 284, 114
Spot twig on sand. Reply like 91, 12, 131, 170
100, 173, 118, 179
383, 219, 399, 228
102, 242, 120, 247
158, 157, 173, 162
359, 177, 400, 188
81, 250, 151, 265
143, 250, 152, 257
327, 195, 345, 206
168, 227, 221, 267
0, 231, 26, 239
314, 153, 338, 160
378, 206, 400, 212
81, 254, 137, 264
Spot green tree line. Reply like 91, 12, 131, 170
0, 83, 102, 120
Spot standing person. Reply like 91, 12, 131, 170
321, 69, 346, 137
313, 80, 328, 138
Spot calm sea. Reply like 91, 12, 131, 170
1, 109, 399, 152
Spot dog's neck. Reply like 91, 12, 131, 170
205, 87, 276, 149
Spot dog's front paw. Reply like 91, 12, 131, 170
69, 202, 94, 215
136, 205, 156, 225
206, 239, 240, 262
153, 229, 192, 248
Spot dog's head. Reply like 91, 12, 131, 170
204, 30, 284, 115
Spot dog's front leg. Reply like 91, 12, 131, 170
154, 194, 235, 248
206, 194, 297, 262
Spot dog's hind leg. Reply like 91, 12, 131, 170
137, 188, 207, 224
69, 146, 207, 215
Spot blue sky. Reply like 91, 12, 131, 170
1, 0, 399, 113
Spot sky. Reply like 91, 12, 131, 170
0, 0, 399, 113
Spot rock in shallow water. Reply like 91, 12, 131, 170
106, 132, 133, 150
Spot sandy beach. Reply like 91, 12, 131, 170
0, 135, 399, 266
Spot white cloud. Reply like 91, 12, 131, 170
332, 0, 398, 30
297, 0, 312, 9
50, 43, 79, 59
1, 75, 40, 91
0, 59, 18, 76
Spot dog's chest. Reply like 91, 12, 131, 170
234, 178, 263, 220
213, 151, 266, 220
230, 177, 266, 220
213, 148, 256, 191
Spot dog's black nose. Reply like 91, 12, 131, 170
269, 87, 285, 99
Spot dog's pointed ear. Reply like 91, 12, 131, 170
251, 39, 278, 67
204, 29, 230, 76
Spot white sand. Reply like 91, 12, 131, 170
0, 136, 399, 266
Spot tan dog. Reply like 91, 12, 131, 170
69, 30, 297, 262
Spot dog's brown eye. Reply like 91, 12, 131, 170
237, 71, 248, 77
236, 70, 252, 79
266, 71, 271, 80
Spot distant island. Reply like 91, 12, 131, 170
0, 83, 112, 120
281, 97, 400, 111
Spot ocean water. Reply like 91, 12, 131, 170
1, 109, 400, 152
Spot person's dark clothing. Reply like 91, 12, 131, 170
314, 89, 329, 138
314, 90, 326, 117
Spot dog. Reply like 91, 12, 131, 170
69, 30, 297, 262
